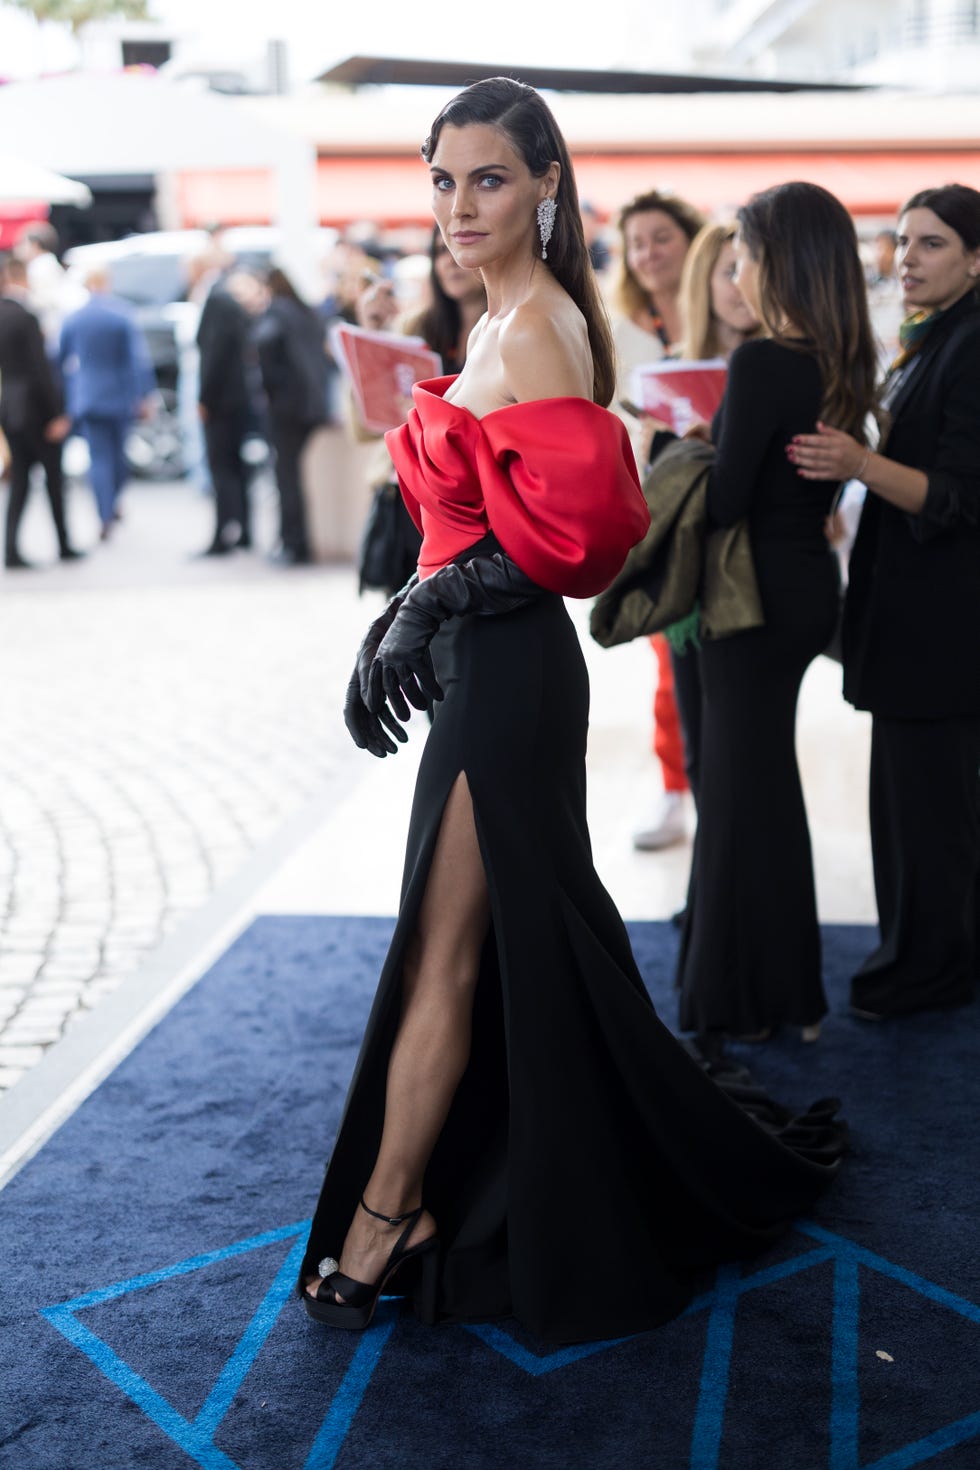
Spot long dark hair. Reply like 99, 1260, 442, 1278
900, 184, 980, 302
404, 225, 485, 372
266, 266, 315, 315
737, 182, 877, 441
421, 77, 616, 406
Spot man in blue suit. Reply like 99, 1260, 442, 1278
59, 266, 156, 538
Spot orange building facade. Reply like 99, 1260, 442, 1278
175, 146, 980, 228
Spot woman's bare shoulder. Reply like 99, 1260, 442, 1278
499, 292, 592, 401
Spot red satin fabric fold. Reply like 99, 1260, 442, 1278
385, 376, 649, 598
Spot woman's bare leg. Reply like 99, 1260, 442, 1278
306, 772, 490, 1298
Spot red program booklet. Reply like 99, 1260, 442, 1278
629, 359, 728, 435
330, 323, 442, 434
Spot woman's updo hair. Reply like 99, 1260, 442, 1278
422, 77, 616, 406
901, 184, 980, 294
736, 181, 877, 441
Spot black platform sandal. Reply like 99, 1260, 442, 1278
303, 1198, 439, 1330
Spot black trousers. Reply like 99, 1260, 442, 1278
4, 426, 69, 558
852, 713, 980, 1015
203, 412, 250, 544
269, 417, 313, 554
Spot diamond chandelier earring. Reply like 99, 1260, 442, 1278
537, 197, 557, 260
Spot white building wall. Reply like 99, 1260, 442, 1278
679, 0, 980, 86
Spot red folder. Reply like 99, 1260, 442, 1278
330, 323, 442, 434
630, 359, 728, 435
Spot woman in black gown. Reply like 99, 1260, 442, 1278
299, 84, 846, 1347
676, 183, 877, 1048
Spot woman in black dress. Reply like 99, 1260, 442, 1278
299, 87, 845, 1346
790, 183, 980, 1020
676, 183, 877, 1047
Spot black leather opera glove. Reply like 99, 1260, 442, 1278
344, 574, 419, 757
364, 551, 545, 716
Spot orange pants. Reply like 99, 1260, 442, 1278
651, 634, 689, 793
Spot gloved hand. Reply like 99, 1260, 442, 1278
344, 574, 418, 756
343, 670, 410, 757
364, 552, 544, 716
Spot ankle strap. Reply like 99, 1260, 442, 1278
359, 1196, 422, 1228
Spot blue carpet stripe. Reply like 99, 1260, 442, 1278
689, 1263, 741, 1470
829, 1254, 861, 1470
40, 1308, 242, 1470
799, 1221, 980, 1327
865, 1410, 980, 1470
45, 1221, 312, 1313
302, 1304, 399, 1470
39, 1216, 980, 1470
464, 1322, 633, 1376
195, 1236, 309, 1439
731, 1244, 836, 1295
463, 1244, 839, 1381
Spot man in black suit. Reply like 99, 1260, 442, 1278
0, 253, 80, 569
196, 256, 254, 555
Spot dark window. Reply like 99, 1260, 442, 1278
121, 40, 172, 69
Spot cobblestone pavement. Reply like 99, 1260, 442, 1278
0, 475, 377, 1093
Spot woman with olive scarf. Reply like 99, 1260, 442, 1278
791, 184, 980, 1020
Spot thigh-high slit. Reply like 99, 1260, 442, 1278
300, 595, 844, 1345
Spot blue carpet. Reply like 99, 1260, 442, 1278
2, 916, 979, 1470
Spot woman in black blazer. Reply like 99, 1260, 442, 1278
791, 184, 980, 1019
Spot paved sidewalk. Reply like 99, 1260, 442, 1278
0, 473, 376, 1092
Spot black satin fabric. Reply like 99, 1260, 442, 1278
300, 598, 845, 1344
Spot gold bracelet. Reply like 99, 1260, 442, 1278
855, 448, 872, 483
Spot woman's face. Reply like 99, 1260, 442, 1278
623, 209, 691, 300
732, 233, 762, 321
896, 207, 980, 312
432, 238, 484, 304
429, 123, 557, 272
709, 240, 759, 335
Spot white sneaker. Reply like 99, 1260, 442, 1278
632, 792, 687, 851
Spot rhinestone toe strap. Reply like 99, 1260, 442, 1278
315, 1269, 371, 1307
317, 1256, 339, 1278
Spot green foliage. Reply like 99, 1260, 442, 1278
4, 0, 151, 36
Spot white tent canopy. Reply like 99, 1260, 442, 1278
0, 71, 299, 174
0, 154, 92, 206
0, 72, 318, 295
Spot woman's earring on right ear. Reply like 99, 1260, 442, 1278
537, 198, 557, 260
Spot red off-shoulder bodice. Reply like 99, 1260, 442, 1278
384, 376, 649, 599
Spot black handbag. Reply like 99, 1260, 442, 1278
357, 481, 423, 595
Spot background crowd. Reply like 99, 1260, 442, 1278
1, 178, 977, 1045
0, 196, 903, 578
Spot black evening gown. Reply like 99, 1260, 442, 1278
300, 382, 845, 1346
677, 339, 841, 1037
